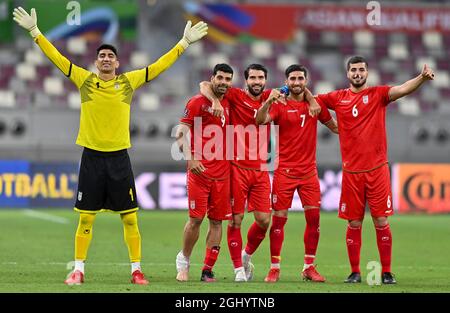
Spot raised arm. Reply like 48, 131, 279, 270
199, 81, 223, 117
388, 64, 435, 102
146, 21, 208, 82
255, 89, 282, 125
13, 7, 75, 77
126, 21, 208, 90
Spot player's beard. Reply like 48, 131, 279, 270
289, 85, 304, 96
213, 84, 229, 97
247, 84, 265, 97
350, 76, 367, 88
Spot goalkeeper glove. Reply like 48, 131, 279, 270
178, 20, 208, 49
12, 7, 41, 38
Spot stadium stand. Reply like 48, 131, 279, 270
0, 0, 449, 165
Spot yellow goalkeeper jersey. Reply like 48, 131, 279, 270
34, 34, 185, 152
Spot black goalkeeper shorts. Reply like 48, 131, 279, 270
74, 147, 138, 214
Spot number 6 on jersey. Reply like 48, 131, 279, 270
352, 105, 358, 117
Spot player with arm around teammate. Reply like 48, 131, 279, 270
256, 64, 338, 283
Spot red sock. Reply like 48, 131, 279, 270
304, 209, 320, 265
245, 222, 267, 255
269, 215, 288, 264
202, 246, 220, 271
375, 224, 392, 273
227, 225, 242, 268
346, 225, 362, 273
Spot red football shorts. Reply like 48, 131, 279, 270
272, 169, 321, 211
231, 165, 271, 214
339, 164, 393, 221
186, 172, 231, 220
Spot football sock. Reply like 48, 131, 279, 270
74, 213, 96, 262
269, 215, 288, 266
74, 260, 85, 273
121, 212, 141, 263
131, 262, 141, 274
202, 246, 220, 271
245, 222, 267, 255
375, 224, 392, 273
346, 224, 362, 273
227, 225, 243, 268
304, 209, 320, 267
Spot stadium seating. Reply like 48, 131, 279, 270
0, 15, 449, 164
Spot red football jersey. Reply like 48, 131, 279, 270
180, 94, 230, 179
316, 85, 391, 172
225, 87, 271, 170
270, 98, 332, 177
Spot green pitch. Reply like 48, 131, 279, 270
0, 209, 449, 293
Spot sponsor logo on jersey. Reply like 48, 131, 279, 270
287, 110, 298, 113
190, 200, 195, 209
273, 195, 277, 203
340, 100, 351, 103
78, 192, 82, 201
340, 203, 346, 212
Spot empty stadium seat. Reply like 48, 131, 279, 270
43, 76, 64, 96
130, 51, 151, 69
139, 93, 160, 111
67, 92, 80, 110
67, 37, 88, 55
0, 90, 16, 108
388, 43, 409, 60
277, 53, 298, 72
398, 98, 420, 116
16, 63, 37, 81
250, 41, 273, 59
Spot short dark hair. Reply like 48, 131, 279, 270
96, 44, 118, 57
244, 63, 268, 80
347, 56, 368, 70
213, 63, 234, 76
285, 64, 308, 79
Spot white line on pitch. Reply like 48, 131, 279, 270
23, 209, 70, 224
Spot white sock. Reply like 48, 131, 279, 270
74, 260, 84, 273
234, 266, 244, 273
131, 262, 141, 274
303, 263, 314, 270
271, 263, 280, 269
242, 250, 251, 260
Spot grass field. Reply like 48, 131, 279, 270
0, 209, 449, 293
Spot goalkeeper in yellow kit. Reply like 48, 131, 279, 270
13, 7, 208, 285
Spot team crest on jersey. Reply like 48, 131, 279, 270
78, 192, 82, 201
273, 195, 277, 203
362, 95, 369, 104
114, 82, 120, 90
